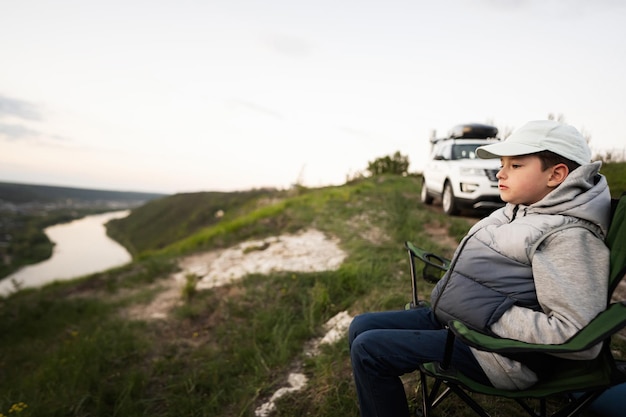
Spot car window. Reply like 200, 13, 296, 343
451, 144, 480, 160
432, 143, 447, 160
440, 144, 452, 160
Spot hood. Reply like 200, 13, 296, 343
503, 161, 612, 236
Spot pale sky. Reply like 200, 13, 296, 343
1, 0, 625, 194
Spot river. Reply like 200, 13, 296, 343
0, 210, 132, 297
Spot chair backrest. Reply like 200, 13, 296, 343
607, 193, 626, 298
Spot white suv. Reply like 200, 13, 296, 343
420, 124, 504, 215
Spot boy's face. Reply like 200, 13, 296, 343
496, 155, 564, 205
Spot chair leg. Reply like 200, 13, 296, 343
513, 398, 543, 417
420, 371, 432, 417
430, 385, 453, 409
419, 371, 491, 417
551, 390, 604, 417
445, 383, 493, 417
512, 391, 605, 417
418, 374, 609, 417
408, 249, 419, 307
420, 372, 451, 417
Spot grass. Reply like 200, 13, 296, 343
1, 167, 625, 417
601, 162, 626, 198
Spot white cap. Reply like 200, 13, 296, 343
476, 120, 591, 166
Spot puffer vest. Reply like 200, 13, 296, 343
430, 208, 601, 333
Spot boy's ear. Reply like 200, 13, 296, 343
548, 163, 569, 187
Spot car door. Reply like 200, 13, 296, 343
427, 142, 452, 195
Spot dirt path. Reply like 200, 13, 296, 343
124, 229, 348, 321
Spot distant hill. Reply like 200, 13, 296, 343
0, 181, 167, 205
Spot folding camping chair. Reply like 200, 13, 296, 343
404, 192, 626, 417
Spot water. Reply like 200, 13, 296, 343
0, 210, 132, 297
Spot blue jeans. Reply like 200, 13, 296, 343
349, 307, 491, 417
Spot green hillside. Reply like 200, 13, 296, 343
601, 161, 626, 198
106, 189, 281, 256
1, 163, 625, 417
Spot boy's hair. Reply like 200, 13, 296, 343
534, 150, 580, 172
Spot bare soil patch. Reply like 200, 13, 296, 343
126, 229, 347, 321
422, 222, 459, 250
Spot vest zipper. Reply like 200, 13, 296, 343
431, 230, 476, 314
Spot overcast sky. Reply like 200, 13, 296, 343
1, 0, 625, 194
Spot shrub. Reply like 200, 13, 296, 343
366, 151, 410, 176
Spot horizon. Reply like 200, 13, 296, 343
0, 178, 170, 196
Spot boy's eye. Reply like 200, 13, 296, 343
512, 164, 521, 169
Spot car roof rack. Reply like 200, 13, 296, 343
430, 123, 501, 144
449, 123, 499, 139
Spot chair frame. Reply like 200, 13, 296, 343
405, 193, 626, 417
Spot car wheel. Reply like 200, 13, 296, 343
420, 178, 433, 205
442, 182, 458, 215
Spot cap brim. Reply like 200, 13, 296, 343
476, 142, 543, 159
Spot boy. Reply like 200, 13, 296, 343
349, 120, 611, 417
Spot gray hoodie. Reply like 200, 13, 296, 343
459, 161, 611, 390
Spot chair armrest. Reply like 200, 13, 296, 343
449, 302, 626, 355
405, 241, 451, 272
405, 241, 451, 284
